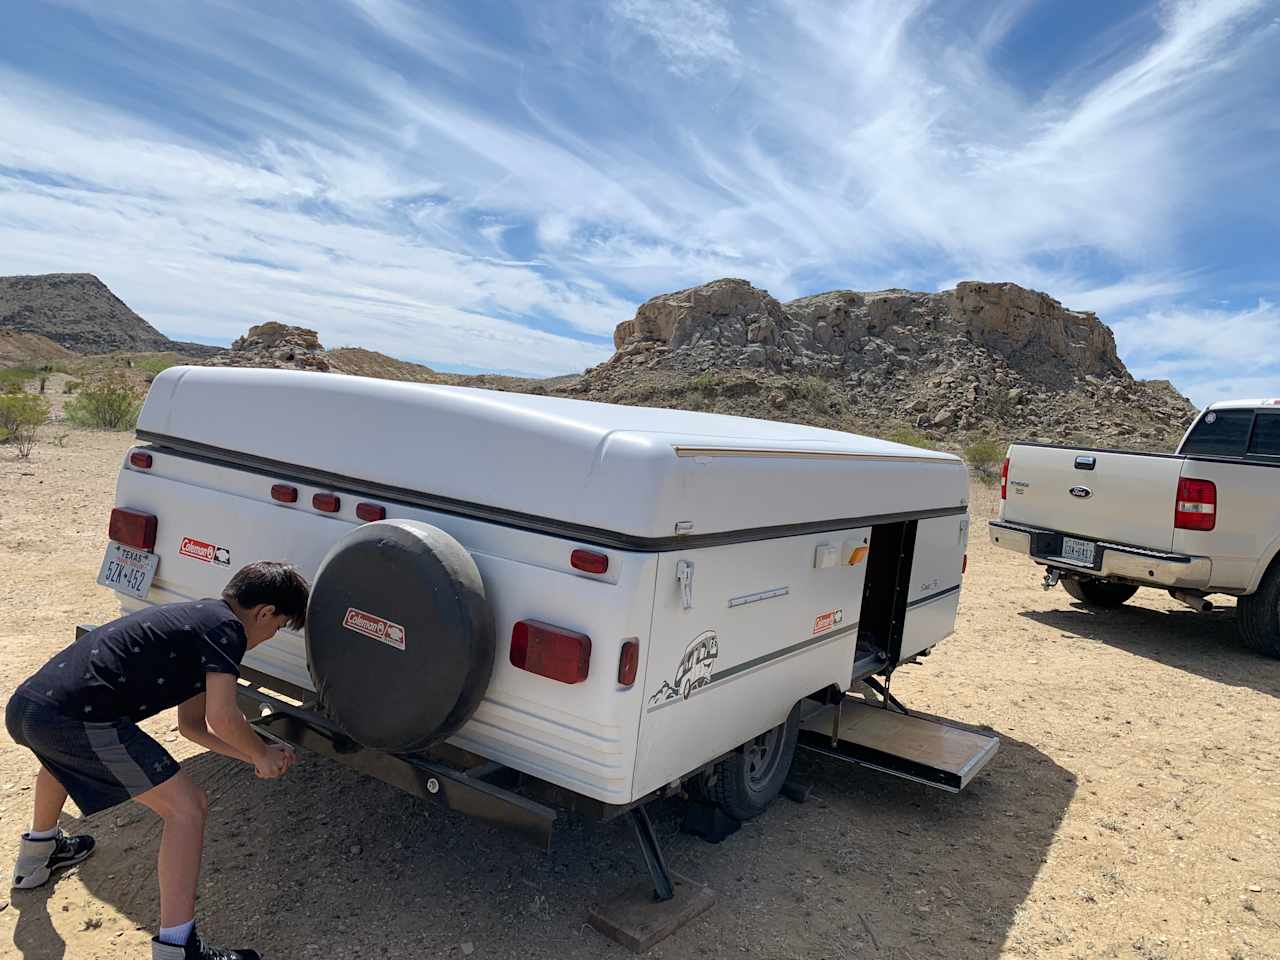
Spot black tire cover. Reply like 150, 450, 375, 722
305, 519, 495, 753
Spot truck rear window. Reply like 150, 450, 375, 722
1248, 414, 1280, 459
1181, 409, 1254, 457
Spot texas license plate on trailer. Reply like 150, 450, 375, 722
1060, 537, 1096, 566
96, 542, 159, 600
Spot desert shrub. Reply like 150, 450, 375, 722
792, 375, 832, 403
136, 357, 180, 377
64, 372, 141, 430
882, 425, 931, 448
0, 366, 38, 392
64, 379, 80, 394
690, 371, 717, 394
0, 393, 50, 459
964, 437, 1006, 478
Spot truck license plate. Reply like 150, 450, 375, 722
1061, 537, 1096, 566
97, 542, 159, 600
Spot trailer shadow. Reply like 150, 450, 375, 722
57, 727, 1070, 960
1020, 603, 1280, 698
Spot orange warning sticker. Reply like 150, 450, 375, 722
812, 608, 844, 635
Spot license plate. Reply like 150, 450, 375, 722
97, 542, 159, 600
1061, 536, 1096, 566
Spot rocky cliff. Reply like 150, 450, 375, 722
0, 273, 222, 357
600, 278, 1195, 448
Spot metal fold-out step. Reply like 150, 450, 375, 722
798, 697, 999, 792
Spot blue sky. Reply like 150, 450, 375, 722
0, 1, 1276, 404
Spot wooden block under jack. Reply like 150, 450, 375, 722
588, 872, 716, 953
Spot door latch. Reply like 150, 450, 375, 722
676, 559, 694, 610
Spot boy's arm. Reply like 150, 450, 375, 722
176, 693, 256, 764
202, 674, 294, 778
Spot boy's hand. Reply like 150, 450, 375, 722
254, 744, 294, 780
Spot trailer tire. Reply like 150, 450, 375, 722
1238, 564, 1280, 658
305, 519, 495, 753
1061, 576, 1138, 608
710, 704, 800, 821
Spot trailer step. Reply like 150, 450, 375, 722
798, 698, 998, 792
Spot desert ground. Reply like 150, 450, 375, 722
0, 427, 1276, 960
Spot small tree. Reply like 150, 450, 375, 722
964, 437, 1006, 479
64, 371, 141, 430
882, 425, 931, 448
0, 393, 50, 459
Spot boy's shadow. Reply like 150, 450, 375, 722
10, 868, 69, 960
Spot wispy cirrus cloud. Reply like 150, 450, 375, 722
0, 0, 1275, 392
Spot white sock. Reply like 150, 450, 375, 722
158, 920, 194, 946
26, 827, 58, 841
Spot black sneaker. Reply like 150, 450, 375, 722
11, 830, 96, 889
151, 925, 261, 960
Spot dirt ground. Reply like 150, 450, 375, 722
0, 428, 1276, 960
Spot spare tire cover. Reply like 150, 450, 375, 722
306, 519, 495, 753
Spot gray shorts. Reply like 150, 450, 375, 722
5, 692, 180, 816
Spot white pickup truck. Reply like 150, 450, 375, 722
990, 399, 1280, 656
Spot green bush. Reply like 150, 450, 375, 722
690, 371, 717, 394
64, 379, 80, 395
64, 372, 141, 430
136, 357, 180, 377
0, 393, 50, 459
964, 437, 1006, 478
0, 366, 38, 393
882, 425, 931, 448
792, 376, 832, 403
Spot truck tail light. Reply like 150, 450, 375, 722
1000, 458, 1009, 500
618, 639, 639, 686
570, 549, 609, 574
510, 620, 591, 684
313, 493, 340, 513
356, 502, 386, 522
109, 508, 157, 551
271, 484, 298, 503
129, 450, 152, 469
1175, 478, 1216, 531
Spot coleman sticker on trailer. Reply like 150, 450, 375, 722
179, 537, 231, 566
812, 608, 844, 635
342, 607, 406, 651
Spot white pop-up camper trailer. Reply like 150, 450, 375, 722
92, 366, 997, 938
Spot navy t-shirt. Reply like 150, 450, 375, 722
19, 600, 247, 723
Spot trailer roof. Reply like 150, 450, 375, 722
138, 367, 967, 543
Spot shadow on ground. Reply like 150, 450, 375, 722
1021, 600, 1280, 698
14, 725, 1072, 960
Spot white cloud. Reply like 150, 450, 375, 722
608, 0, 740, 75
1112, 299, 1280, 407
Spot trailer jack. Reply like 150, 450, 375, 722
1042, 568, 1061, 591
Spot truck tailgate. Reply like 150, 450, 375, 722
1001, 445, 1182, 551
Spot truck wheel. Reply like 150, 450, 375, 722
1238, 564, 1280, 658
710, 704, 800, 821
1061, 576, 1138, 608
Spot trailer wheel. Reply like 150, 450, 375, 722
1061, 576, 1138, 608
1238, 563, 1280, 658
711, 704, 800, 821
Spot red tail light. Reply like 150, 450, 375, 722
356, 502, 386, 522
109, 508, 157, 550
618, 639, 639, 686
1000, 458, 1009, 500
1175, 478, 1216, 531
570, 549, 609, 575
313, 493, 340, 513
271, 484, 298, 503
129, 451, 152, 469
510, 620, 591, 684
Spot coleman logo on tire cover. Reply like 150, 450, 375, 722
342, 607, 406, 651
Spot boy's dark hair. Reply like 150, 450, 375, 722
222, 562, 310, 630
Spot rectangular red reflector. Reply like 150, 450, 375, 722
1175, 477, 1216, 531
356, 502, 386, 522
129, 451, 153, 469
510, 620, 591, 684
962, 553, 968, 575
313, 493, 340, 513
109, 508, 157, 551
618, 639, 639, 686
570, 549, 609, 575
1000, 457, 1009, 500
271, 484, 298, 504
